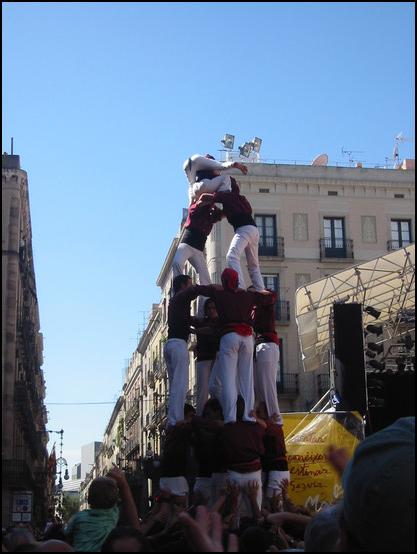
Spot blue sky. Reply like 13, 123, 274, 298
3, 2, 414, 472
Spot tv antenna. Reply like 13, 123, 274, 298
392, 132, 412, 168
341, 147, 365, 165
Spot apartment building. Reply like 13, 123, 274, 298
2, 153, 49, 527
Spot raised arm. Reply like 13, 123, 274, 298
184, 155, 246, 184
107, 466, 140, 530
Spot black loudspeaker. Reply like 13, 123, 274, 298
333, 303, 367, 415
367, 372, 415, 433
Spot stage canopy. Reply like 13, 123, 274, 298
295, 245, 415, 372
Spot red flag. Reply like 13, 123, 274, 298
47, 443, 57, 477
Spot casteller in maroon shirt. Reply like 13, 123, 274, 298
181, 198, 223, 252
196, 284, 275, 338
261, 420, 289, 472
220, 421, 265, 473
253, 291, 280, 345
212, 177, 256, 231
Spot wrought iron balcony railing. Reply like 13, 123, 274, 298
277, 373, 299, 395
275, 300, 290, 323
387, 239, 412, 251
258, 236, 285, 258
317, 373, 330, 397
319, 238, 354, 260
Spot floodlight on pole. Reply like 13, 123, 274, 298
250, 137, 262, 153
364, 306, 381, 320
238, 142, 253, 158
366, 324, 383, 336
221, 134, 235, 150
367, 342, 384, 354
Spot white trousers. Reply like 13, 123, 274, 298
189, 175, 232, 204
266, 470, 291, 498
226, 225, 265, 291
159, 476, 189, 497
208, 355, 222, 401
172, 243, 211, 285
193, 476, 212, 504
196, 359, 215, 416
164, 339, 189, 427
217, 333, 255, 423
228, 469, 263, 515
254, 342, 283, 424
210, 472, 228, 507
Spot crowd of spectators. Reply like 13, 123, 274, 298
2, 416, 414, 552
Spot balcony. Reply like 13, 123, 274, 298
317, 373, 330, 397
275, 300, 290, 324
125, 400, 140, 429
277, 373, 299, 395
152, 404, 168, 425
319, 238, 354, 260
125, 437, 140, 458
387, 239, 412, 252
259, 236, 285, 258
153, 359, 165, 380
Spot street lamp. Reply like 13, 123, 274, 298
47, 429, 68, 518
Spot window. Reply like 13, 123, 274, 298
255, 215, 277, 255
391, 219, 412, 248
323, 217, 347, 257
262, 274, 290, 322
262, 274, 279, 292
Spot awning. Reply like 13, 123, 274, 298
295, 245, 415, 372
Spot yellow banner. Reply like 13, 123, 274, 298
282, 411, 364, 511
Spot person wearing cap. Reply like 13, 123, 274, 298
201, 178, 265, 291
196, 268, 274, 423
339, 416, 415, 552
183, 153, 248, 204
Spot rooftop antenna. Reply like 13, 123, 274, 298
11, 137, 14, 155
392, 132, 412, 168
341, 146, 365, 166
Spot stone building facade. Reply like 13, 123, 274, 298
2, 153, 49, 528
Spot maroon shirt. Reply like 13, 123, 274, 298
167, 285, 203, 341
194, 318, 220, 361
213, 180, 256, 231
261, 421, 288, 472
196, 286, 275, 337
220, 421, 265, 473
254, 291, 280, 345
160, 424, 193, 477
191, 417, 224, 477
182, 201, 223, 251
